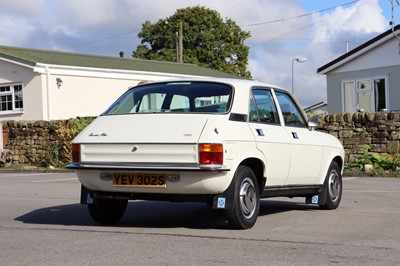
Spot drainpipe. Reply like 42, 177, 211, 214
45, 66, 51, 121
0, 122, 3, 150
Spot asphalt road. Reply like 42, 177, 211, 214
0, 172, 399, 265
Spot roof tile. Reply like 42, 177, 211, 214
0, 45, 242, 78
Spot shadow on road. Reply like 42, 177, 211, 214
15, 198, 319, 229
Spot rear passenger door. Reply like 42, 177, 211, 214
247, 88, 292, 187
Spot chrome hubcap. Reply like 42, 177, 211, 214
239, 177, 257, 218
328, 170, 341, 202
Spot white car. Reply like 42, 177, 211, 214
68, 78, 344, 229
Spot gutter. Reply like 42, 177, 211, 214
33, 63, 210, 80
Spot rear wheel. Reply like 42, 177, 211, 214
319, 161, 342, 210
227, 166, 260, 229
88, 198, 128, 225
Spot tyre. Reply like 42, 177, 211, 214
319, 161, 342, 210
88, 198, 128, 225
227, 166, 260, 229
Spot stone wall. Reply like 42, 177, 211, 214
315, 111, 400, 163
1, 117, 95, 167
1, 112, 400, 167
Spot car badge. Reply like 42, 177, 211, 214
89, 133, 107, 137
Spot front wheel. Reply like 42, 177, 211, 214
227, 166, 260, 229
319, 161, 342, 210
88, 198, 128, 225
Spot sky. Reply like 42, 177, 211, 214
0, 0, 399, 107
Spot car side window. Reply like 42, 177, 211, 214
275, 91, 306, 128
249, 89, 280, 125
170, 95, 190, 110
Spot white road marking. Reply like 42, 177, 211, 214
32, 178, 78, 183
1, 173, 47, 177
343, 177, 359, 180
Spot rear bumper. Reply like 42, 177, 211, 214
71, 166, 233, 195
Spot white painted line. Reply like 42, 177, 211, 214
343, 177, 359, 180
1, 173, 47, 177
32, 178, 78, 183
347, 190, 399, 193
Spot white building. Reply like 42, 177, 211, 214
0, 45, 238, 121
317, 25, 400, 113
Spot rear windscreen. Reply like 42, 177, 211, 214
103, 81, 233, 115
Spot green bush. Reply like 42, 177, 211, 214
350, 145, 399, 172
47, 117, 95, 167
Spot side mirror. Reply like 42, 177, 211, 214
308, 117, 320, 130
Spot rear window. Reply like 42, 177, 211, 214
103, 81, 233, 115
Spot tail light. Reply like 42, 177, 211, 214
72, 144, 80, 163
199, 144, 223, 165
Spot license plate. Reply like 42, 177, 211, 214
113, 173, 166, 187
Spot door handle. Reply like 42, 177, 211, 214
292, 132, 298, 139
256, 128, 264, 136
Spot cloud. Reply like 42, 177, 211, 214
248, 0, 388, 107
0, 0, 45, 16
0, 15, 36, 47
0, 0, 391, 108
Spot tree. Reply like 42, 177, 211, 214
132, 6, 252, 78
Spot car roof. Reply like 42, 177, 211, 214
139, 77, 287, 92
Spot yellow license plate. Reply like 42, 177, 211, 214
113, 174, 166, 187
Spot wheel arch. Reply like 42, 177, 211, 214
239, 158, 266, 194
317, 151, 344, 185
332, 155, 344, 172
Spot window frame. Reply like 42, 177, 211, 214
103, 81, 233, 115
274, 90, 307, 128
341, 76, 389, 112
248, 87, 280, 126
0, 82, 24, 114
372, 76, 389, 111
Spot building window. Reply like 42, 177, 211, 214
342, 77, 387, 112
0, 83, 23, 113
374, 78, 387, 111
356, 79, 373, 112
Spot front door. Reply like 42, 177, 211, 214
274, 91, 323, 185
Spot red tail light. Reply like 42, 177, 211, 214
199, 144, 223, 165
72, 144, 80, 163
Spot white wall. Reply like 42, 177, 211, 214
0, 60, 44, 121
330, 37, 400, 74
1, 60, 193, 121
49, 74, 139, 119
37, 66, 186, 120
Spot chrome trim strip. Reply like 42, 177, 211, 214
66, 163, 229, 172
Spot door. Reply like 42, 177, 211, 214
248, 88, 292, 186
274, 91, 323, 185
